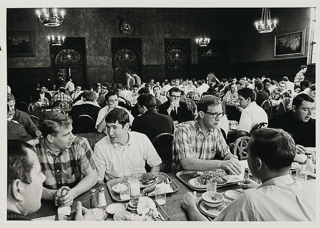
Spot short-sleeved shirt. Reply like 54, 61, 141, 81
238, 102, 268, 133
93, 131, 162, 181
173, 120, 233, 172
35, 136, 96, 190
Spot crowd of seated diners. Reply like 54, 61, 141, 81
7, 67, 316, 221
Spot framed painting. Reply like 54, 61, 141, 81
274, 30, 306, 57
7, 31, 34, 57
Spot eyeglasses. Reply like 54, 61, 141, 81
204, 112, 225, 119
171, 95, 181, 99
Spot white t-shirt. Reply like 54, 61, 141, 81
238, 102, 268, 133
93, 132, 162, 181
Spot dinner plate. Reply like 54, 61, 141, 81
196, 198, 232, 218
106, 203, 126, 215
112, 183, 129, 194
224, 189, 243, 200
188, 178, 206, 189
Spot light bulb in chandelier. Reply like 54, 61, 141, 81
47, 35, 66, 46
36, 8, 65, 27
195, 37, 211, 47
254, 8, 277, 33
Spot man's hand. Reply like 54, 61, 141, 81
181, 191, 198, 212
221, 158, 242, 175
75, 201, 93, 221
296, 144, 306, 154
55, 186, 74, 206
238, 178, 260, 189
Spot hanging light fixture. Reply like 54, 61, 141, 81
254, 8, 277, 33
36, 8, 65, 27
47, 35, 65, 46
195, 37, 211, 47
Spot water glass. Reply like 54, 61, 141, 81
119, 182, 130, 201
57, 205, 71, 221
128, 177, 140, 207
155, 186, 166, 206
206, 179, 217, 197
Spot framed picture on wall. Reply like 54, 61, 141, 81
7, 31, 34, 57
274, 30, 306, 57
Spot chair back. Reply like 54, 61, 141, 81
152, 133, 174, 172
233, 136, 250, 160
186, 91, 195, 99
118, 96, 132, 110
250, 122, 268, 134
261, 99, 273, 119
72, 114, 96, 134
193, 92, 201, 102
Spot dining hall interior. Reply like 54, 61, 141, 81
4, 3, 318, 222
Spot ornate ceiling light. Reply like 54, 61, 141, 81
254, 8, 277, 33
36, 8, 65, 27
195, 37, 211, 47
47, 35, 65, 46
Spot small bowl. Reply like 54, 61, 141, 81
201, 192, 224, 208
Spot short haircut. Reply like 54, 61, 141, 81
250, 128, 296, 171
255, 80, 263, 90
301, 65, 307, 69
300, 80, 310, 89
283, 76, 289, 81
168, 87, 181, 95
292, 93, 314, 108
105, 91, 118, 101
41, 111, 72, 138
197, 95, 221, 113
152, 85, 160, 91
8, 140, 35, 187
83, 90, 95, 102
137, 94, 156, 110
105, 108, 129, 126
7, 93, 15, 102
138, 87, 150, 95
238, 87, 256, 102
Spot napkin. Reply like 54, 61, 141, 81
147, 183, 173, 196
137, 197, 157, 215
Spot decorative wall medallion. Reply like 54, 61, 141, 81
118, 17, 133, 35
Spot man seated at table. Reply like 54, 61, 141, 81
96, 91, 134, 134
269, 93, 315, 147
235, 88, 268, 138
173, 95, 241, 174
35, 111, 97, 206
254, 80, 268, 106
7, 140, 92, 220
181, 128, 315, 221
93, 108, 162, 182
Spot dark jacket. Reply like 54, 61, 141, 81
158, 101, 193, 123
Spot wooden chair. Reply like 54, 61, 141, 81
186, 91, 195, 99
118, 96, 132, 111
250, 122, 268, 134
151, 133, 174, 173
233, 136, 250, 160
72, 114, 96, 134
261, 99, 273, 119
193, 92, 201, 102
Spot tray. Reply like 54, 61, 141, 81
176, 171, 243, 192
107, 172, 179, 202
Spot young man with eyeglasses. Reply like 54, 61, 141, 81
173, 95, 242, 174
235, 88, 268, 139
158, 87, 193, 124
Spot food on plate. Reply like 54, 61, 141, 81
142, 185, 157, 194
139, 173, 157, 185
114, 211, 154, 221
210, 176, 227, 185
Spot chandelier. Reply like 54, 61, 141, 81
195, 37, 211, 47
36, 8, 65, 27
254, 8, 277, 33
47, 35, 65, 46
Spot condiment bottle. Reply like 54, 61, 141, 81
304, 155, 314, 173
89, 188, 98, 209
98, 186, 107, 208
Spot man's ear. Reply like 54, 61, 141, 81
256, 157, 263, 170
47, 134, 54, 143
124, 122, 130, 130
11, 179, 25, 202
292, 105, 297, 113
247, 97, 251, 103
198, 111, 205, 119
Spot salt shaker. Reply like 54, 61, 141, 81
89, 188, 98, 209
98, 186, 107, 208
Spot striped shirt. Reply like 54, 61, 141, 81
173, 120, 232, 172
34, 136, 96, 190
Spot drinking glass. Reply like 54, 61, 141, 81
155, 186, 166, 206
119, 182, 130, 201
128, 177, 140, 207
57, 205, 71, 221
206, 179, 217, 197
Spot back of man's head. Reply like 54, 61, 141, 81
238, 87, 256, 102
105, 108, 129, 127
197, 95, 221, 113
283, 76, 289, 81
41, 111, 72, 138
292, 93, 314, 109
138, 87, 150, 95
83, 90, 95, 102
250, 128, 296, 171
301, 65, 307, 70
137, 94, 156, 110
255, 80, 263, 91
300, 80, 310, 90
8, 140, 35, 190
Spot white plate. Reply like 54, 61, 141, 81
290, 162, 302, 170
224, 189, 243, 200
197, 198, 232, 218
106, 203, 126, 215
188, 178, 206, 189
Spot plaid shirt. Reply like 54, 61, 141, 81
35, 136, 96, 190
50, 92, 73, 105
173, 120, 232, 172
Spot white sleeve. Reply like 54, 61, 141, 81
238, 109, 252, 133
93, 144, 107, 181
96, 108, 107, 128
142, 135, 162, 167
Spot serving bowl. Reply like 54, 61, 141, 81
201, 192, 224, 208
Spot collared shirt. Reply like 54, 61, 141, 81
7, 210, 30, 220
216, 175, 316, 221
173, 120, 232, 172
223, 91, 238, 105
93, 131, 162, 181
35, 136, 96, 190
238, 101, 268, 133
50, 92, 72, 105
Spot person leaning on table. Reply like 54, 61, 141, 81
173, 95, 242, 174
181, 128, 315, 221
7, 140, 92, 220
